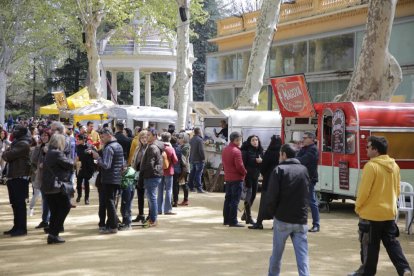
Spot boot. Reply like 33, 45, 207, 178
244, 202, 255, 225
241, 211, 246, 221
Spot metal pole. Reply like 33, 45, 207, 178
32, 58, 36, 118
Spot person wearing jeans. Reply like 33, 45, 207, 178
145, 178, 162, 224
139, 128, 164, 227
158, 132, 178, 214
221, 132, 246, 227
266, 143, 310, 276
296, 131, 320, 233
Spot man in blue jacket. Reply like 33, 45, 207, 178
296, 131, 320, 233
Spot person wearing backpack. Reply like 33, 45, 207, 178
158, 132, 178, 215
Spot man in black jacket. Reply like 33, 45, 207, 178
91, 128, 124, 234
2, 125, 31, 237
188, 127, 206, 193
266, 143, 310, 276
296, 131, 320, 233
114, 121, 132, 161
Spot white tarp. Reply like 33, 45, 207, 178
108, 105, 177, 124
69, 100, 114, 116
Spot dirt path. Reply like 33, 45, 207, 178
0, 185, 413, 276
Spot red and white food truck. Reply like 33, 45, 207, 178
270, 74, 414, 204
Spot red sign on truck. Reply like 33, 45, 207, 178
270, 74, 315, 117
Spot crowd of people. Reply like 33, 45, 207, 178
0, 117, 412, 275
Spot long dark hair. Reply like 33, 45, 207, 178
268, 135, 282, 149
241, 135, 263, 153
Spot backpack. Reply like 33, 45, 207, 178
162, 151, 170, 170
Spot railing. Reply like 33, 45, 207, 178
217, 0, 365, 36
101, 40, 176, 56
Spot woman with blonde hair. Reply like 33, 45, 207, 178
131, 130, 148, 223
41, 134, 74, 244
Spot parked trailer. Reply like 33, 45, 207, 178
270, 74, 414, 204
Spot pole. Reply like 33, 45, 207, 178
32, 58, 36, 118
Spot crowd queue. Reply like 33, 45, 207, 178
0, 116, 412, 276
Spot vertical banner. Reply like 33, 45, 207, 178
339, 160, 349, 190
332, 109, 346, 153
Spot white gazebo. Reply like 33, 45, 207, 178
99, 28, 194, 112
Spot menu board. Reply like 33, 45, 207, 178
332, 109, 345, 153
339, 160, 349, 190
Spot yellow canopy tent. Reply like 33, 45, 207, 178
39, 87, 113, 123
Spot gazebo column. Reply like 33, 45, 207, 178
143, 72, 152, 129
145, 72, 151, 106
100, 67, 107, 99
133, 69, 140, 106
168, 71, 176, 110
111, 71, 118, 103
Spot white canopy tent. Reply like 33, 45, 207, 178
107, 105, 177, 124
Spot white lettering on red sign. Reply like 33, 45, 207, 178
277, 81, 305, 112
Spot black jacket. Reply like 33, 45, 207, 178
260, 143, 281, 191
266, 158, 310, 225
100, 140, 124, 185
189, 135, 205, 162
115, 131, 132, 161
2, 134, 31, 178
296, 143, 319, 183
140, 140, 164, 179
76, 143, 96, 179
41, 148, 74, 195
241, 142, 263, 176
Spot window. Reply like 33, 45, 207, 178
205, 88, 235, 109
308, 79, 349, 103
269, 42, 307, 76
237, 51, 251, 80
345, 132, 355, 154
371, 132, 414, 160
309, 33, 354, 72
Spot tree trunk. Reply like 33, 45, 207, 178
0, 70, 7, 124
85, 23, 102, 99
174, 0, 192, 130
232, 0, 281, 109
338, 0, 401, 102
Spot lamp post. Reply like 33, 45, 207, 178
32, 58, 36, 118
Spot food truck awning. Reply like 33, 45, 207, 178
189, 101, 226, 118
108, 105, 177, 124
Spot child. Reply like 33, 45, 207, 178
119, 166, 136, 230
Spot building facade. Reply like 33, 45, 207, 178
206, 0, 414, 110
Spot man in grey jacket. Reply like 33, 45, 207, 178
188, 127, 206, 193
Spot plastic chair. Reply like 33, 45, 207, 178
396, 182, 414, 234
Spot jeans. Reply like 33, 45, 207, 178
29, 187, 42, 209
76, 176, 91, 200
103, 184, 119, 229
158, 175, 173, 214
121, 186, 135, 225
188, 162, 204, 191
45, 193, 71, 236
144, 177, 162, 223
7, 178, 29, 232
41, 191, 50, 223
309, 182, 320, 227
268, 219, 309, 276
357, 219, 411, 276
223, 181, 243, 225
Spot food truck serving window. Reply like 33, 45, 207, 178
371, 132, 414, 160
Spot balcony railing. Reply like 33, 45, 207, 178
101, 40, 176, 56
217, 0, 365, 36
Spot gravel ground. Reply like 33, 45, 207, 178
0, 184, 413, 276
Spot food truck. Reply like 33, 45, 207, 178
190, 101, 282, 169
270, 74, 414, 204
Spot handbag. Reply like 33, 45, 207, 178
47, 165, 74, 197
